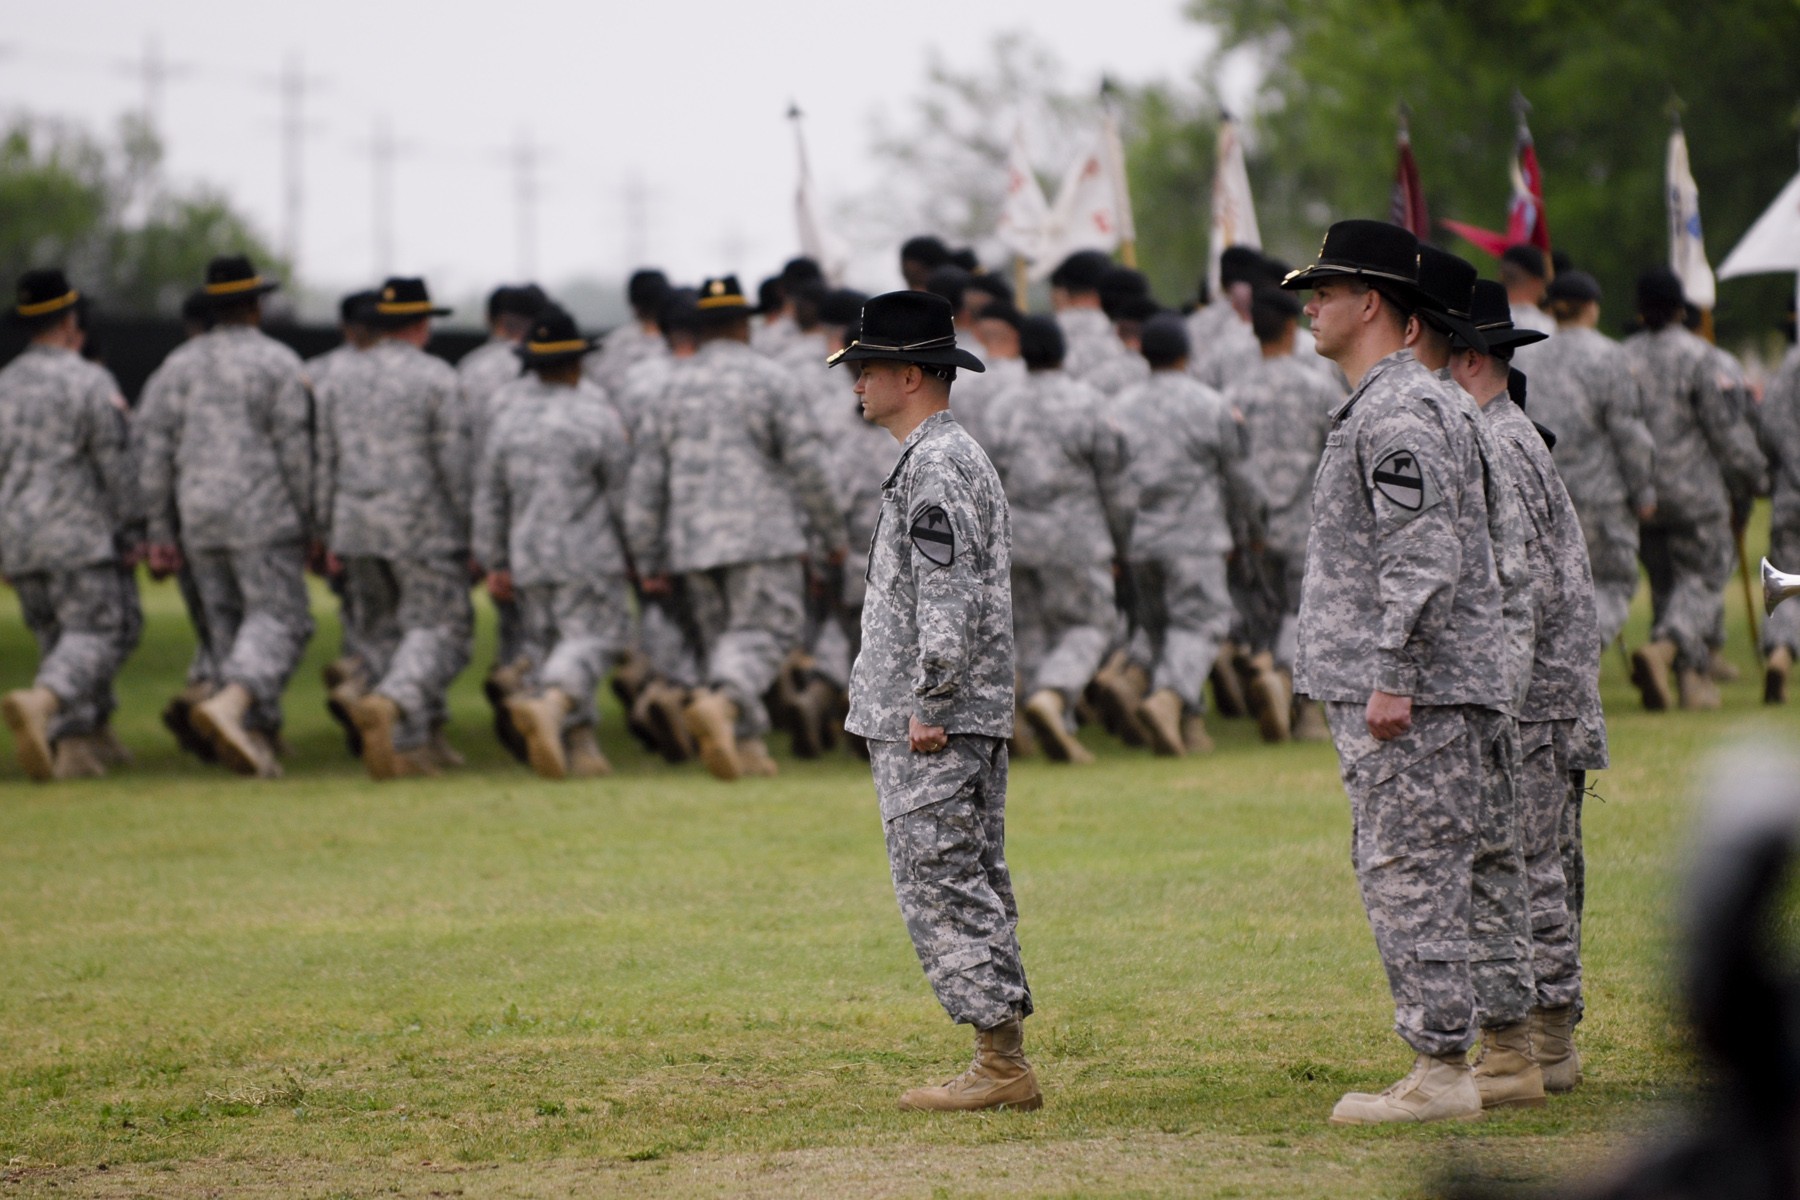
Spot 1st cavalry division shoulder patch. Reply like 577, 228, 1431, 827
910, 505, 955, 566
1372, 448, 1430, 512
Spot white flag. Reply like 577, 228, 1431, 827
1718, 168, 1800, 278
995, 124, 1051, 264
1666, 125, 1716, 310
1037, 134, 1121, 277
1208, 116, 1261, 296
1101, 106, 1136, 245
791, 109, 848, 283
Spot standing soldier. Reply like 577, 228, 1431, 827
624, 275, 846, 781
1526, 272, 1656, 649
1225, 287, 1345, 742
1759, 320, 1800, 702
316, 277, 473, 780
1449, 281, 1607, 1105
836, 290, 1040, 1113
583, 269, 668, 398
983, 315, 1129, 764
137, 255, 315, 779
0, 269, 140, 780
1109, 313, 1261, 756
1622, 268, 1766, 711
1282, 221, 1514, 1126
473, 306, 633, 780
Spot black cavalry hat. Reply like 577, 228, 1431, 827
199, 254, 280, 306
1412, 245, 1488, 354
515, 304, 598, 367
10, 268, 80, 324
1280, 219, 1424, 299
826, 291, 985, 373
695, 274, 754, 323
371, 277, 452, 326
1455, 279, 1550, 353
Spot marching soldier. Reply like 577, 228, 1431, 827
137, 255, 315, 779
316, 277, 473, 780
1449, 281, 1607, 1105
1622, 268, 1767, 711
1759, 320, 1800, 703
583, 269, 668, 398
1109, 313, 1261, 756
835, 289, 1040, 1113
0, 269, 140, 780
1282, 220, 1515, 1126
1048, 250, 1138, 387
624, 275, 846, 781
473, 306, 633, 780
1526, 271, 1656, 648
982, 315, 1129, 764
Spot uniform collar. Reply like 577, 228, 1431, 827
1332, 347, 1417, 421
883, 409, 957, 487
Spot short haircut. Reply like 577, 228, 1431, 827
1019, 314, 1066, 370
627, 269, 669, 313
1050, 250, 1111, 294
1250, 286, 1301, 344
1140, 313, 1190, 368
924, 265, 972, 310
1501, 244, 1547, 279
976, 302, 1023, 334
900, 235, 952, 269
965, 274, 1014, 308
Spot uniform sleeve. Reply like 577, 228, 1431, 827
431, 371, 475, 539
85, 372, 142, 545
624, 405, 670, 575
599, 407, 635, 558
469, 419, 508, 573
909, 460, 986, 727
1600, 356, 1657, 513
1215, 401, 1264, 548
1087, 406, 1133, 557
313, 379, 338, 547
771, 374, 848, 557
1363, 412, 1462, 696
134, 364, 181, 545
1694, 356, 1768, 500
269, 366, 315, 539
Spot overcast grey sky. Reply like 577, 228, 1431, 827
3, 0, 1215, 304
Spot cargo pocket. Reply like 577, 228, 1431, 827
1350, 711, 1475, 855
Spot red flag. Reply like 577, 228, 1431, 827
1390, 120, 1430, 241
1440, 109, 1552, 261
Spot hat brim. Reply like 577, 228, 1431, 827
515, 338, 600, 367
828, 343, 986, 373
370, 305, 453, 327
1466, 326, 1549, 351
200, 280, 281, 306
1418, 309, 1489, 355
1280, 262, 1422, 295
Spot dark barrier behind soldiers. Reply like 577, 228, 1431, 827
0, 318, 490, 405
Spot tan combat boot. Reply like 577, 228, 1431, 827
1210, 643, 1249, 718
321, 656, 365, 691
737, 736, 780, 778
2, 686, 60, 782
608, 648, 651, 710
1023, 690, 1093, 764
1292, 696, 1330, 742
508, 688, 575, 779
788, 677, 839, 759
1090, 652, 1150, 747
898, 1018, 1043, 1113
1630, 639, 1678, 711
1247, 652, 1291, 742
1181, 711, 1215, 754
1707, 648, 1740, 683
92, 725, 133, 767
247, 731, 286, 779
634, 680, 695, 764
1678, 667, 1722, 711
1530, 1005, 1582, 1094
1767, 645, 1793, 705
1135, 688, 1187, 757
51, 733, 108, 780
1471, 1021, 1547, 1109
191, 683, 278, 778
1328, 1052, 1485, 1126
1009, 709, 1038, 758
565, 725, 613, 778
349, 692, 436, 781
324, 667, 367, 759
162, 682, 218, 762
685, 688, 744, 781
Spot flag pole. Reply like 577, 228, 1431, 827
1014, 255, 1031, 314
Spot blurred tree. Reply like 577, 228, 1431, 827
0, 115, 283, 317
1184, 0, 1800, 347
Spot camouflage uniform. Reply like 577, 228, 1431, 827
1226, 354, 1343, 666
315, 338, 473, 750
135, 354, 217, 690
583, 318, 665, 399
0, 345, 140, 740
847, 409, 1028, 1029
1758, 344, 1800, 657
624, 337, 845, 738
1084, 348, 1150, 398
457, 338, 530, 669
303, 341, 368, 669
1297, 349, 1524, 1057
612, 353, 698, 687
1525, 326, 1656, 646
1112, 370, 1261, 713
472, 376, 633, 731
983, 368, 1128, 711
1484, 394, 1608, 1018
1055, 308, 1133, 390
137, 325, 315, 734
1190, 312, 1261, 394
948, 355, 1024, 453
1622, 325, 1766, 670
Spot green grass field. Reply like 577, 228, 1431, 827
2, 517, 1796, 1198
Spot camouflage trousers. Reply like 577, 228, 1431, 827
1127, 554, 1234, 715
1764, 519, 1800, 656
682, 558, 805, 738
1574, 498, 1642, 648
489, 595, 526, 674
516, 577, 632, 730
12, 563, 138, 741
343, 555, 473, 751
1639, 512, 1733, 671
188, 542, 314, 734
174, 564, 218, 687
638, 601, 699, 688
1517, 719, 1595, 1013
1013, 560, 1116, 707
1325, 703, 1532, 1055
869, 735, 1034, 1029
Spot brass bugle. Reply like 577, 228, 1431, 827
1764, 558, 1800, 616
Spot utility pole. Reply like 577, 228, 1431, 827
121, 34, 191, 133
